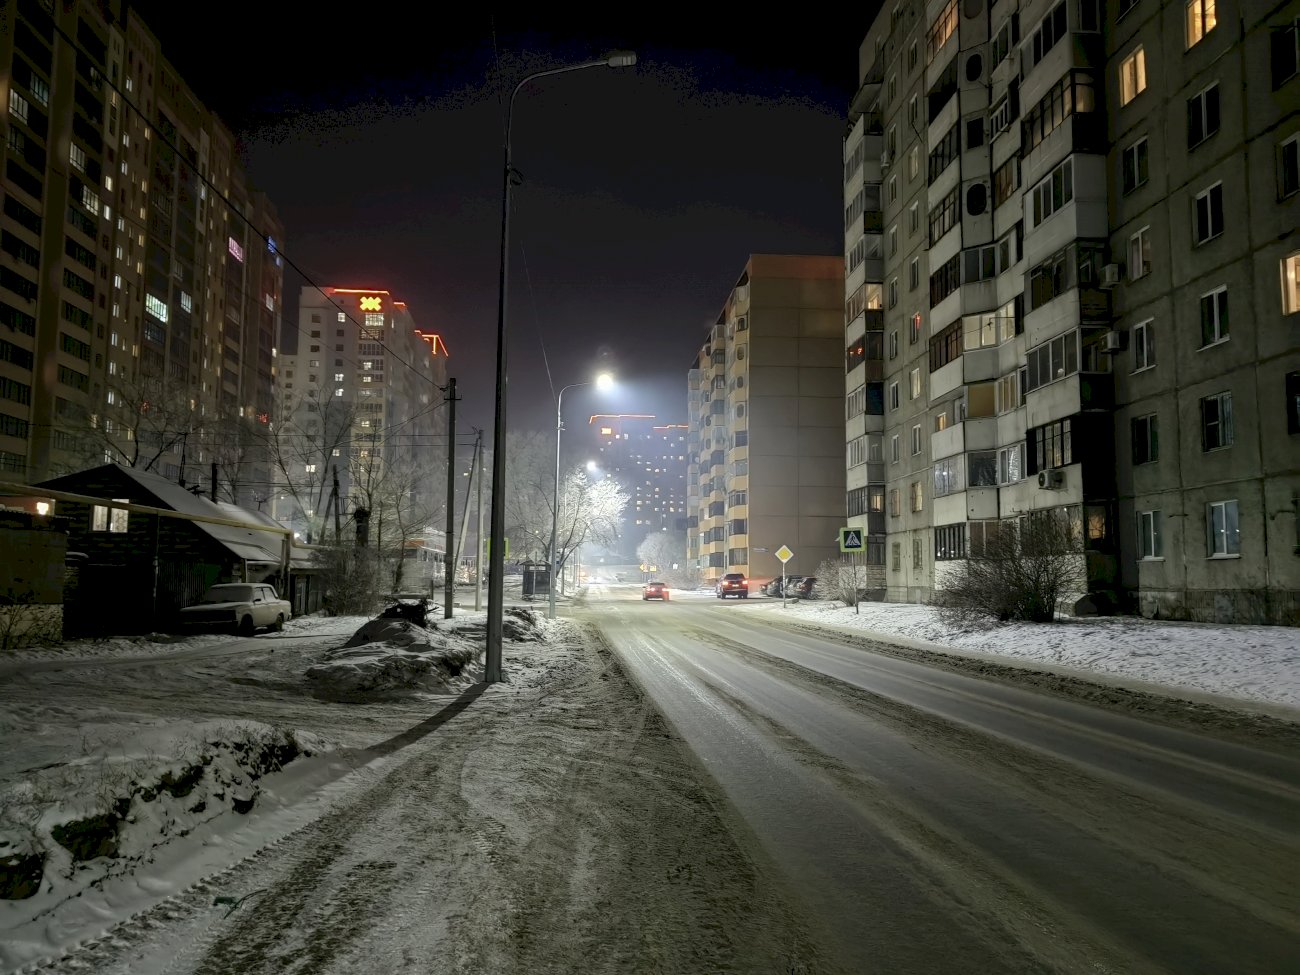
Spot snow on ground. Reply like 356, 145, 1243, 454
754, 597, 1300, 712
0, 607, 515, 970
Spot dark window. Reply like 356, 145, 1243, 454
1271, 20, 1299, 89
1122, 138, 1149, 194
935, 524, 966, 560
1132, 414, 1158, 464
0, 376, 32, 406
1200, 392, 1233, 450
929, 320, 962, 372
1187, 84, 1220, 148
930, 254, 962, 307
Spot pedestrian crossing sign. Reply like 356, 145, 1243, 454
838, 528, 864, 553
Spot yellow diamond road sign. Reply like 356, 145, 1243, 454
775, 545, 794, 563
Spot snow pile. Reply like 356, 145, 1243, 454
0, 721, 328, 919
771, 599, 1300, 710
305, 617, 478, 700
15, 631, 232, 662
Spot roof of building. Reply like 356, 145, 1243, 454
38, 464, 313, 568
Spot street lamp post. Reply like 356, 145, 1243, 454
485, 51, 637, 683
549, 374, 613, 620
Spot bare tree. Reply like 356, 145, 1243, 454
816, 558, 865, 613
937, 512, 1086, 626
267, 387, 357, 543
50, 366, 194, 476
636, 532, 697, 589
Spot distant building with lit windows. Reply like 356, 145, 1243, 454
273, 287, 445, 538
587, 414, 688, 559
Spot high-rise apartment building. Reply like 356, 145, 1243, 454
273, 287, 445, 540
849, 0, 1299, 622
587, 413, 688, 556
1, 0, 284, 497
687, 255, 847, 584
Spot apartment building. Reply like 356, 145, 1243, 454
1, 0, 284, 497
686, 254, 847, 585
587, 413, 688, 557
274, 287, 445, 540
849, 0, 1299, 622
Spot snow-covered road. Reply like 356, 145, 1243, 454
593, 585, 1300, 974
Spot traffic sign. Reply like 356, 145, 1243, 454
838, 528, 864, 553
775, 544, 794, 563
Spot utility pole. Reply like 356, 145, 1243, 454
444, 378, 458, 619
474, 430, 484, 611
210, 461, 218, 503
332, 466, 342, 545
453, 433, 477, 584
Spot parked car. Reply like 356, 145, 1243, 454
792, 576, 819, 600
642, 581, 670, 601
178, 583, 291, 636
716, 573, 749, 599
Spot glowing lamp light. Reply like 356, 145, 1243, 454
359, 296, 383, 312
595, 372, 615, 392
35, 501, 50, 516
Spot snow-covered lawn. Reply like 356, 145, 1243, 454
753, 598, 1300, 713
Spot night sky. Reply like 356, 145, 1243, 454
128, 7, 878, 434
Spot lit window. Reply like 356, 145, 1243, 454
334, 373, 344, 382
1281, 252, 1300, 314
305, 464, 317, 474
1186, 0, 1216, 47
338, 312, 346, 322
1119, 47, 1147, 105
335, 388, 344, 397
70, 144, 87, 172
8, 90, 29, 123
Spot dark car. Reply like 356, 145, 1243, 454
716, 573, 749, 599
792, 576, 819, 599
642, 581, 669, 601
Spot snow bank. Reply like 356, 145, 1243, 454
0, 720, 331, 938
305, 618, 478, 700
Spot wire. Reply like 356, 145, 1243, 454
44, 16, 447, 397
519, 240, 556, 403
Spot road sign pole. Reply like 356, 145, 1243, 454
781, 562, 786, 610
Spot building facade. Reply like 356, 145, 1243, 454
849, 0, 1299, 622
274, 287, 446, 542
587, 413, 688, 557
1, 0, 284, 497
687, 254, 847, 585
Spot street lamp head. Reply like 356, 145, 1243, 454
586, 460, 600, 473
604, 51, 638, 68
595, 372, 615, 392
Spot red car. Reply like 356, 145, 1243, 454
642, 581, 669, 601
715, 573, 749, 599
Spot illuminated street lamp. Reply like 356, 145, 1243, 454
550, 372, 615, 620
485, 52, 637, 682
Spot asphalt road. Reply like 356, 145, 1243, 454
586, 585, 1300, 975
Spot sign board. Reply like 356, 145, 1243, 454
774, 544, 794, 563
838, 528, 864, 553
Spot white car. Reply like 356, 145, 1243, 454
178, 583, 291, 636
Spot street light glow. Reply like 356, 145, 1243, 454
595, 372, 615, 392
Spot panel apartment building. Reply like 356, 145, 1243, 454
687, 254, 847, 585
273, 287, 445, 541
848, 0, 1299, 622
1, 0, 284, 499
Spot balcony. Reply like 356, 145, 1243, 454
931, 416, 998, 461
929, 346, 1000, 400
933, 487, 1000, 525
1025, 371, 1113, 428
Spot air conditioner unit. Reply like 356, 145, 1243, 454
1100, 264, 1121, 288
1037, 468, 1065, 490
1103, 330, 1126, 353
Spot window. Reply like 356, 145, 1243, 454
1187, 84, 1220, 148
892, 541, 902, 569
1031, 158, 1073, 226
1138, 510, 1163, 559
890, 489, 901, 517
1273, 19, 1299, 88
909, 41, 919, 72
1206, 499, 1239, 556
891, 434, 900, 463
1200, 392, 1233, 450
1128, 227, 1152, 279
929, 125, 960, 183
992, 14, 1020, 66
1132, 319, 1155, 371
994, 155, 1020, 208
888, 225, 898, 257
1120, 48, 1147, 105
909, 202, 920, 234
1122, 138, 1149, 194
910, 313, 922, 345
1194, 183, 1224, 244
1030, 418, 1073, 472
889, 381, 900, 411
998, 444, 1024, 484
930, 254, 962, 307
1200, 286, 1229, 345
933, 457, 963, 496
911, 424, 922, 455
1186, 0, 1216, 47
929, 187, 960, 245
1022, 71, 1097, 152
888, 278, 899, 309
90, 499, 130, 533
930, 321, 962, 372
1281, 251, 1300, 313
928, 0, 957, 61
935, 524, 966, 560
997, 370, 1023, 413
908, 145, 921, 182
1030, 1, 1068, 68
1025, 331, 1080, 392
909, 368, 922, 399
913, 538, 923, 569
910, 258, 920, 291
1132, 413, 1159, 464
888, 176, 898, 205
889, 331, 899, 360
1282, 135, 1300, 199
910, 480, 924, 512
